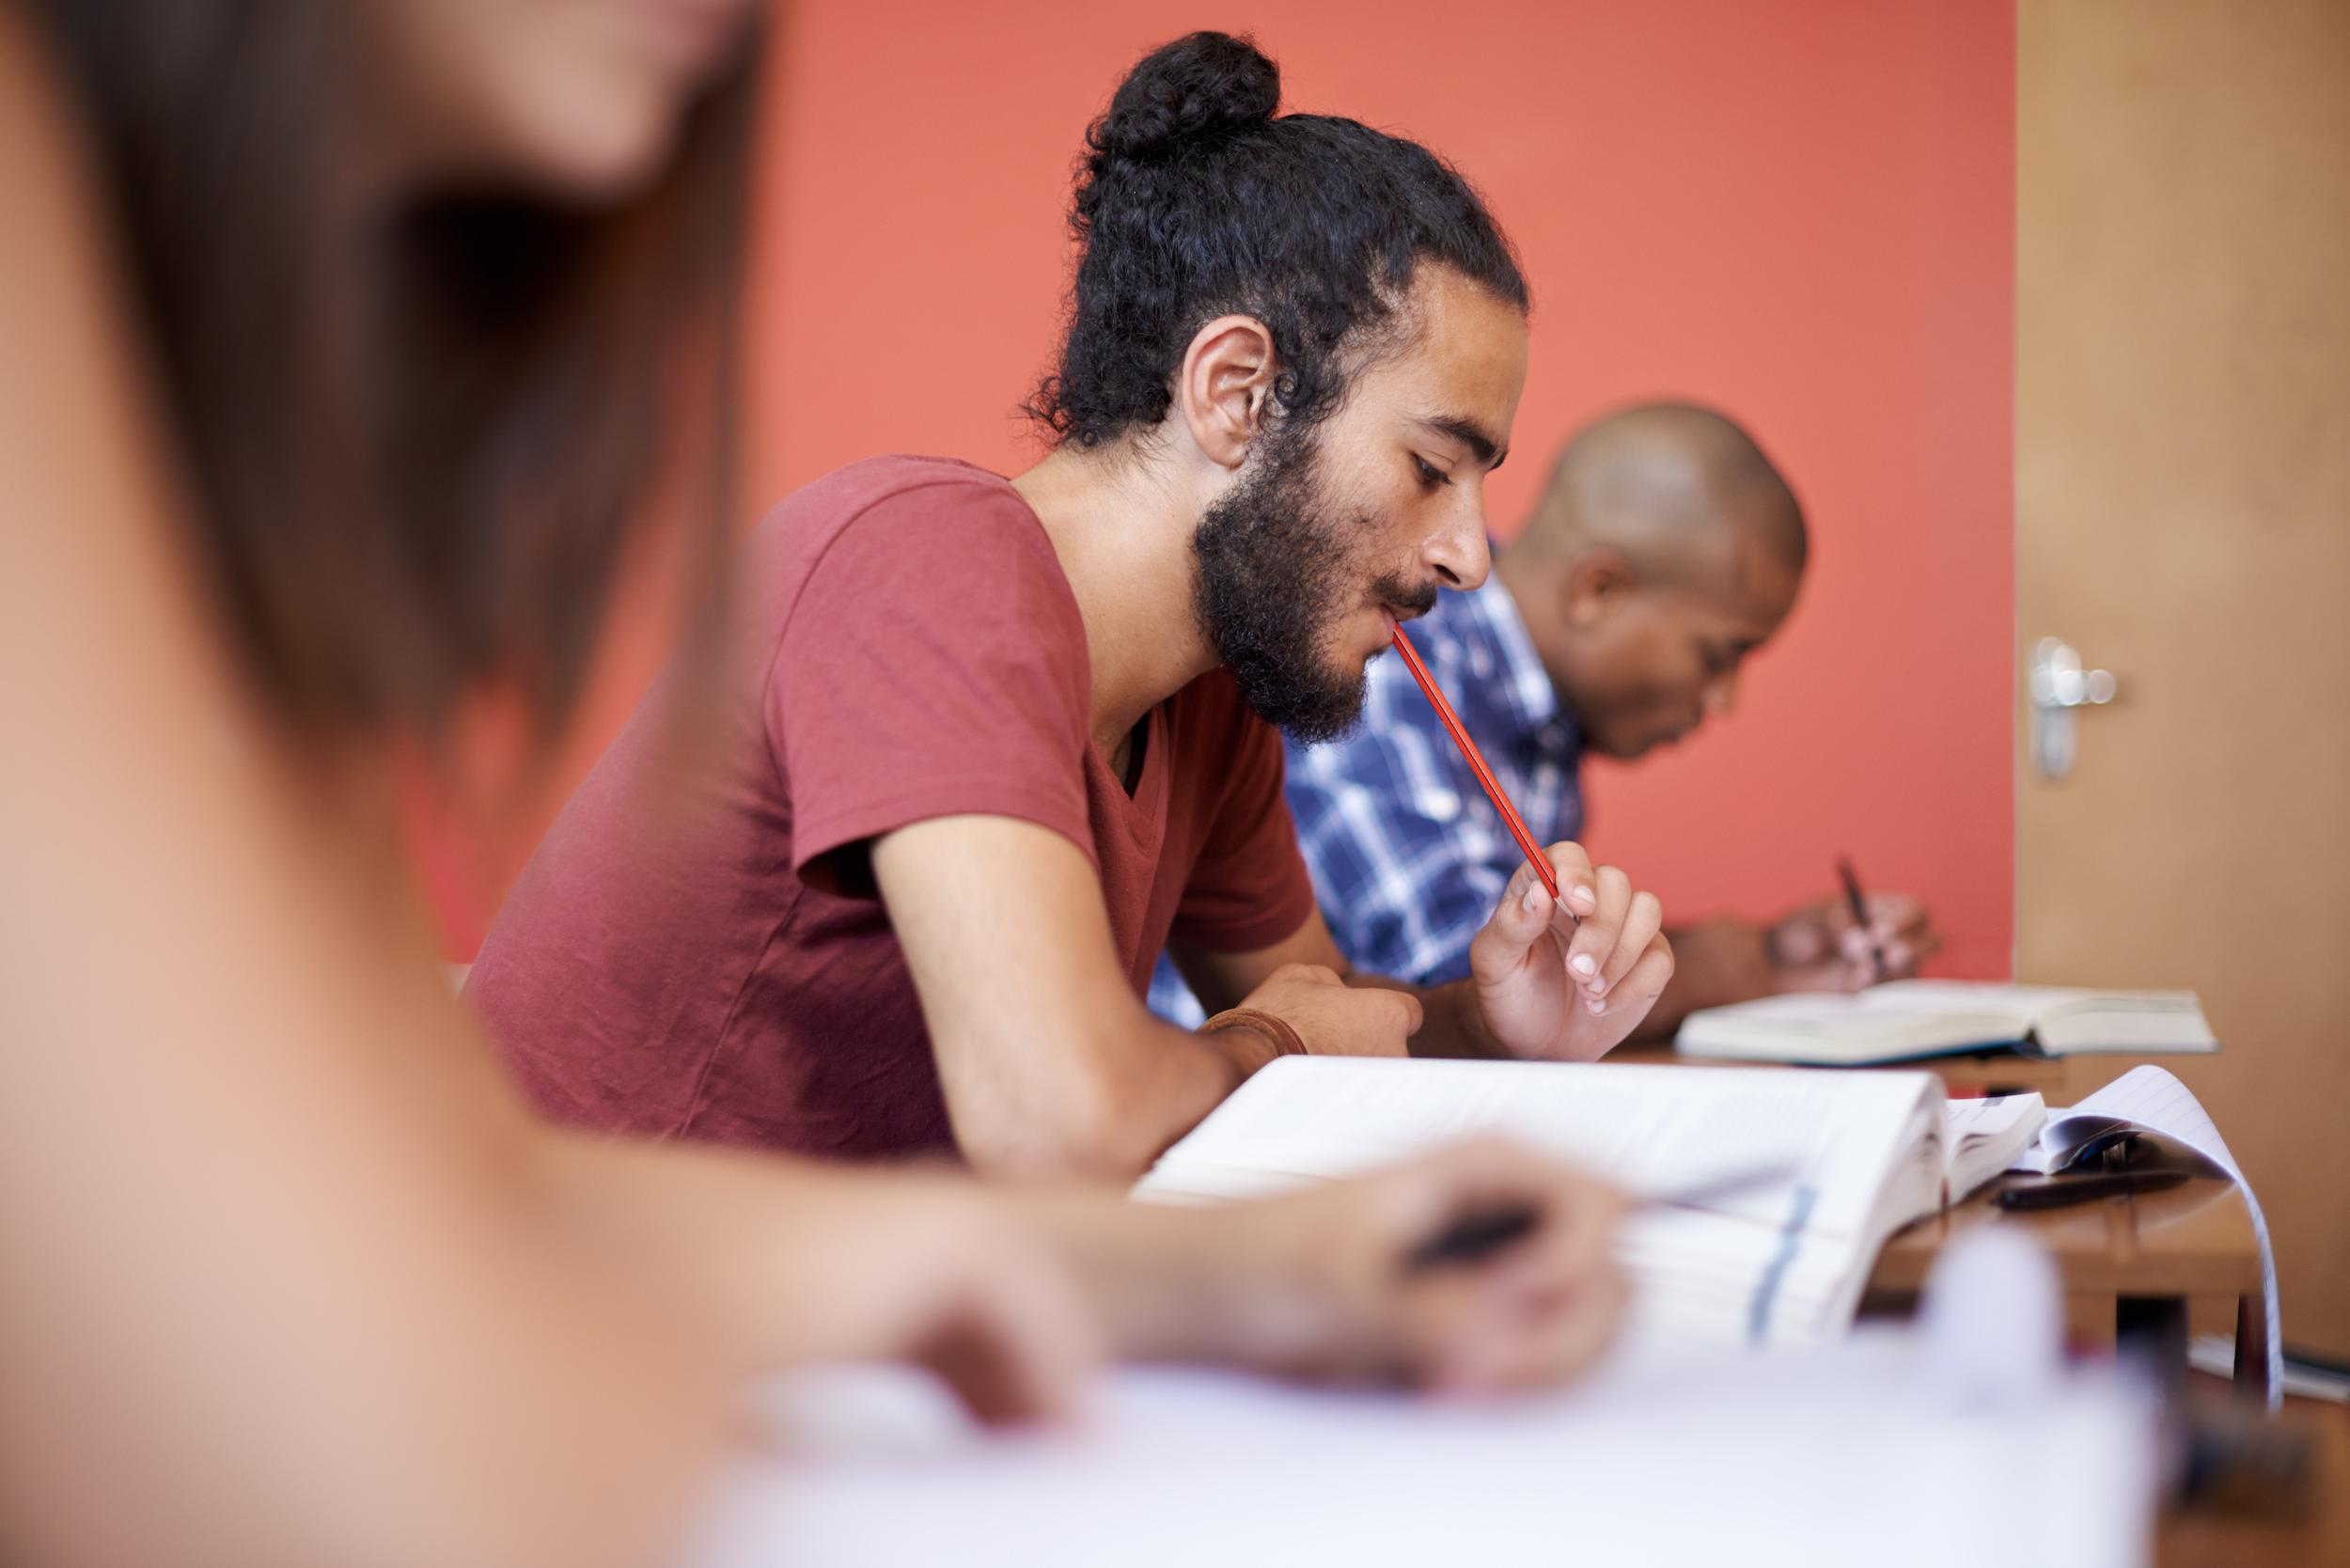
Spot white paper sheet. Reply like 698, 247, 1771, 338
693, 1341, 2152, 1568
2008, 1065, 2281, 1405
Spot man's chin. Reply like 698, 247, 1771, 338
1277, 692, 1370, 746
1595, 732, 1659, 761
1237, 664, 1369, 746
1604, 727, 1692, 760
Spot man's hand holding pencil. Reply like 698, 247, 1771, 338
1464, 842, 1675, 1063
1387, 619, 1673, 1061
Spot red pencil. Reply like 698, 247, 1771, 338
1386, 618, 1562, 905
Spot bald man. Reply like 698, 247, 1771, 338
1151, 401, 1939, 1042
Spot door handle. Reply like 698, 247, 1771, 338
2029, 636, 2119, 781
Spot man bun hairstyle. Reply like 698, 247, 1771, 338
1028, 32, 1527, 450
1089, 29, 1280, 160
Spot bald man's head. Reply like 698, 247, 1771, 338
1516, 402, 1807, 582
1496, 402, 1807, 759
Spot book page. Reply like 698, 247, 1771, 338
1943, 1091, 2045, 1147
1136, 1058, 1944, 1352
1138, 1057, 1935, 1239
1676, 988, 2031, 1060
2007, 1066, 2280, 1405
1871, 983, 2214, 1055
1941, 1092, 2046, 1199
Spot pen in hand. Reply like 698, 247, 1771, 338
1835, 855, 1889, 984
1402, 1160, 1802, 1276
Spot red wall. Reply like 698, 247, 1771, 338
428, 1, 2016, 978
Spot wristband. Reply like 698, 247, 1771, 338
1199, 1007, 1307, 1060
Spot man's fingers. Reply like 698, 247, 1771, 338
1472, 862, 1559, 978
1543, 842, 1597, 918
1564, 866, 1630, 993
1381, 985, 1426, 1038
1595, 890, 1663, 998
1608, 934, 1675, 1011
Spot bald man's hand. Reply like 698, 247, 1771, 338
1463, 844, 1673, 1062
1767, 894, 1941, 992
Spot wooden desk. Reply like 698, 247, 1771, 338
1862, 1170, 2265, 1389
1610, 1042, 2081, 1097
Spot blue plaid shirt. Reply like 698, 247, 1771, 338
1149, 572, 1583, 1022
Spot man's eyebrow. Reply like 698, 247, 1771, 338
1416, 415, 1508, 472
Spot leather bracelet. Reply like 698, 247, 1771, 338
1199, 1007, 1307, 1060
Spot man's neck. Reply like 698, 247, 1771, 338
1493, 548, 1579, 713
1012, 445, 1223, 759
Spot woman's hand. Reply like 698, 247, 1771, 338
1026, 1138, 1628, 1395
758, 1173, 1107, 1425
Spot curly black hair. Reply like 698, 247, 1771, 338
1027, 31, 1528, 449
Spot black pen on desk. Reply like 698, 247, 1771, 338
1835, 855, 1889, 984
1995, 1168, 2191, 1211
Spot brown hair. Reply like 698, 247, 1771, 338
26, 1, 760, 747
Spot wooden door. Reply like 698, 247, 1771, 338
2017, 0, 2350, 1360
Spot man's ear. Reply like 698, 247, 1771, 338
1563, 549, 1635, 629
1175, 315, 1277, 470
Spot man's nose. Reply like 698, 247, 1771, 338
1423, 497, 1491, 592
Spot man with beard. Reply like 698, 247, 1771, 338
1152, 402, 1942, 1038
467, 32, 1674, 1178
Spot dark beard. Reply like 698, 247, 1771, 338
1189, 428, 1433, 744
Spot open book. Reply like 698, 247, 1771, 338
1135, 1058, 2044, 1357
1675, 980, 2217, 1066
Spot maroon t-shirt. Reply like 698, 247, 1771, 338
468, 456, 1317, 1160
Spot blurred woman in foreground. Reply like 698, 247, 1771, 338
0, 4, 1626, 1566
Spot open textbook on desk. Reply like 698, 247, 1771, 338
1676, 980, 2217, 1066
1135, 1058, 2046, 1356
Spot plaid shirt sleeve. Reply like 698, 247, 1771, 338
1283, 634, 1521, 988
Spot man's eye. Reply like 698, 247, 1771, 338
1412, 455, 1449, 489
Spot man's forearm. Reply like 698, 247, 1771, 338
944, 1017, 1282, 1183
